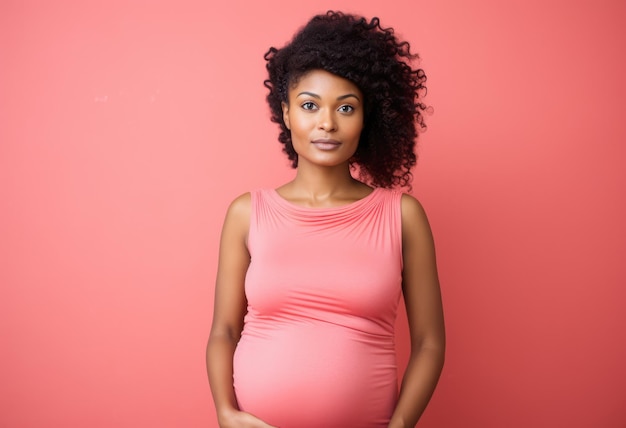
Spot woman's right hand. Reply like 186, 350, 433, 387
218, 409, 278, 428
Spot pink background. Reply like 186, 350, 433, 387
1, 0, 625, 427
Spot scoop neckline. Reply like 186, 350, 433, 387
268, 187, 381, 212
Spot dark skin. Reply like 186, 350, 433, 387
206, 70, 445, 427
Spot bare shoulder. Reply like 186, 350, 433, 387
221, 192, 252, 240
226, 192, 252, 219
400, 193, 436, 257
400, 193, 426, 214
400, 193, 431, 231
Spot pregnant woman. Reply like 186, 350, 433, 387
207, 11, 445, 428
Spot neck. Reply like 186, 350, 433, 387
276, 161, 372, 208
291, 162, 358, 196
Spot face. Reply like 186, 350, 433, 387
282, 69, 364, 169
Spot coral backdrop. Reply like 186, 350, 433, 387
1, 1, 624, 427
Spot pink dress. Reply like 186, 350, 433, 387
233, 188, 404, 427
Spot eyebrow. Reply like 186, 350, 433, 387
296, 91, 361, 102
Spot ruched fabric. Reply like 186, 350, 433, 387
233, 188, 403, 428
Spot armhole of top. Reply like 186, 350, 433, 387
246, 189, 259, 256
395, 190, 405, 272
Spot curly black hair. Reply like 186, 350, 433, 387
264, 10, 429, 189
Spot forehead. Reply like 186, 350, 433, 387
289, 69, 362, 97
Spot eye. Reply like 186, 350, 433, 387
338, 105, 355, 114
301, 101, 317, 111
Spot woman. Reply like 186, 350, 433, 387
207, 11, 445, 428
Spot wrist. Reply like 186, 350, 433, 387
388, 416, 408, 428
217, 406, 239, 424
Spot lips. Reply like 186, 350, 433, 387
311, 139, 341, 150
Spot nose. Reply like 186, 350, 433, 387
317, 109, 337, 132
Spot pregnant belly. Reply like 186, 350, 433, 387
233, 322, 398, 428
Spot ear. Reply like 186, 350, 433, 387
281, 102, 290, 130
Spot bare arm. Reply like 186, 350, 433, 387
206, 193, 276, 428
388, 195, 446, 428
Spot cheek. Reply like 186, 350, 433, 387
348, 120, 364, 139
289, 114, 313, 134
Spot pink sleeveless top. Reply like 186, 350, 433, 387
233, 188, 404, 428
